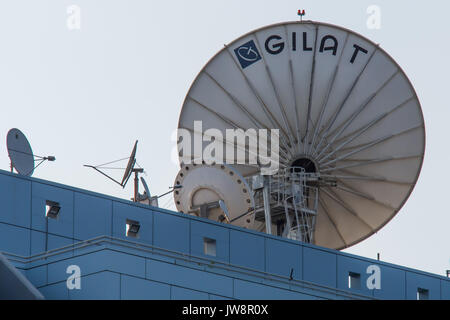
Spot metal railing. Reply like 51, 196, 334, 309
251, 167, 319, 243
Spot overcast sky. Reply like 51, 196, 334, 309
0, 0, 448, 277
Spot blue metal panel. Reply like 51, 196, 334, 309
171, 286, 209, 300
229, 230, 264, 271
0, 174, 31, 228
30, 230, 73, 260
31, 182, 74, 238
3, 170, 450, 301
190, 220, 229, 262
265, 238, 301, 280
26, 265, 47, 288
209, 294, 231, 300
47, 234, 73, 251
303, 246, 337, 288
30, 230, 46, 255
233, 279, 317, 300
0, 222, 30, 256
120, 275, 170, 299
153, 211, 189, 254
261, 278, 290, 291
441, 280, 450, 299
405, 271, 441, 300
96, 250, 144, 278
39, 281, 69, 300
68, 271, 120, 300
112, 201, 152, 244
146, 258, 233, 297
74, 192, 112, 240
336, 255, 374, 297
289, 281, 343, 300
46, 234, 74, 263
17, 268, 27, 278
47, 249, 146, 284
373, 265, 406, 299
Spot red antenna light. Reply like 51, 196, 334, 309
297, 9, 306, 21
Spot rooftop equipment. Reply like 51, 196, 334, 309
174, 21, 425, 249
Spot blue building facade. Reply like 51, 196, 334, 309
0, 169, 449, 300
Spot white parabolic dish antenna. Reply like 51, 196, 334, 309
176, 21, 425, 250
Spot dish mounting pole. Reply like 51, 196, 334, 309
133, 168, 144, 202
263, 176, 272, 235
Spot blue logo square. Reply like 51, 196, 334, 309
234, 40, 262, 69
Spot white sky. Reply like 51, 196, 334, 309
0, 0, 448, 277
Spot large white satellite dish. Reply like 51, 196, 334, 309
176, 21, 425, 250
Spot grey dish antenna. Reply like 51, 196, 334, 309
175, 21, 425, 249
84, 140, 139, 189
84, 140, 178, 206
136, 177, 159, 207
7, 128, 55, 176
7, 129, 34, 176
140, 177, 151, 199
121, 140, 138, 187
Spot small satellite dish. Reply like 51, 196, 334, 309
141, 177, 151, 198
85, 140, 176, 205
7, 128, 56, 176
139, 177, 160, 207
121, 140, 138, 187
84, 140, 148, 203
7, 129, 34, 176
84, 140, 139, 188
176, 21, 425, 249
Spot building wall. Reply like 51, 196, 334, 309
0, 169, 449, 300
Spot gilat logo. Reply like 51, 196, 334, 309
234, 40, 261, 69
234, 32, 369, 69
